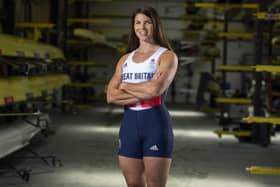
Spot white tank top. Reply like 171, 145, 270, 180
122, 47, 167, 111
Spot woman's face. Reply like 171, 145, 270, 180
134, 13, 154, 42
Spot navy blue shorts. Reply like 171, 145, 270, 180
118, 105, 174, 159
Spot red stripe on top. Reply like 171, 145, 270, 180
128, 96, 161, 108
140, 96, 161, 107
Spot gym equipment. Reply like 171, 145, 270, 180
243, 116, 280, 125
0, 33, 64, 60
0, 119, 39, 159
0, 74, 70, 105
73, 28, 119, 49
194, 3, 258, 9
254, 12, 280, 20
255, 65, 280, 73
15, 22, 55, 41
217, 65, 254, 72
215, 98, 252, 104
214, 130, 251, 138
217, 32, 255, 39
0, 113, 49, 159
74, 28, 106, 44
246, 166, 280, 175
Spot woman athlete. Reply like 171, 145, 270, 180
107, 6, 178, 187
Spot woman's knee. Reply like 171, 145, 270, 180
127, 182, 146, 187
146, 178, 166, 187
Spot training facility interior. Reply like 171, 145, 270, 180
0, 0, 280, 186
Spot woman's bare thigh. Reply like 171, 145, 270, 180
119, 156, 146, 187
143, 157, 172, 187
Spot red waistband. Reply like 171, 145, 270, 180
128, 96, 161, 108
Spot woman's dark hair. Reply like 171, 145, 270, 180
126, 6, 172, 53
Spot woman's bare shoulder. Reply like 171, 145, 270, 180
160, 50, 178, 63
120, 53, 130, 61
162, 50, 177, 58
117, 53, 130, 65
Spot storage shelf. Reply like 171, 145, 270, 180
255, 65, 280, 73
243, 116, 280, 125
255, 12, 280, 20
15, 22, 55, 41
194, 3, 258, 9
217, 65, 254, 72
215, 98, 252, 104
246, 166, 280, 175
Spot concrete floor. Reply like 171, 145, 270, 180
1, 104, 280, 187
